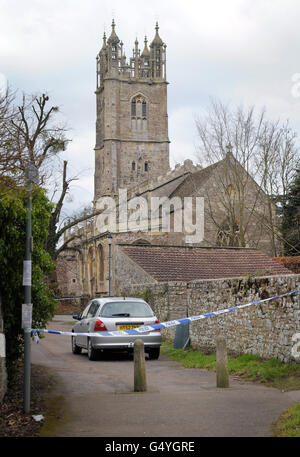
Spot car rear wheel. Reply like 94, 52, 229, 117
148, 348, 160, 360
72, 335, 82, 354
87, 338, 98, 361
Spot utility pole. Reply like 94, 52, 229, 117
107, 233, 112, 296
23, 164, 38, 414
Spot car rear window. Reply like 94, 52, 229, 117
100, 301, 154, 318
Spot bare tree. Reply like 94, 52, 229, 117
253, 120, 299, 255
195, 98, 299, 255
0, 86, 18, 182
3, 92, 69, 184
1, 90, 105, 262
0, 90, 88, 256
45, 159, 101, 261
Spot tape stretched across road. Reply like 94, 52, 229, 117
31, 289, 300, 343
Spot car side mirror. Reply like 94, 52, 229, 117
72, 314, 81, 321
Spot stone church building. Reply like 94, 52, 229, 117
58, 21, 284, 299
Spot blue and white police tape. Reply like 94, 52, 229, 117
31, 288, 300, 344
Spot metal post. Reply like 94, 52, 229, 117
23, 163, 38, 414
108, 234, 112, 297
24, 180, 32, 413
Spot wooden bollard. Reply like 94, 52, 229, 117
134, 339, 147, 392
216, 336, 229, 388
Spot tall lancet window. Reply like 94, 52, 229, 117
131, 100, 136, 117
131, 95, 147, 131
155, 49, 161, 77
142, 101, 147, 118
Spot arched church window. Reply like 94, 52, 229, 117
226, 184, 236, 198
131, 100, 136, 117
111, 45, 117, 60
131, 95, 147, 131
88, 247, 95, 280
155, 49, 161, 77
98, 244, 104, 282
132, 161, 136, 171
144, 162, 148, 172
142, 101, 147, 118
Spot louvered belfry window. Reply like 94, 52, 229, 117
131, 95, 147, 131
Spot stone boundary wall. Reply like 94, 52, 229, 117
119, 274, 300, 363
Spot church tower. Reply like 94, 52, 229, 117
94, 21, 170, 200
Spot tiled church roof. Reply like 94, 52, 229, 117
273, 256, 300, 274
121, 245, 292, 282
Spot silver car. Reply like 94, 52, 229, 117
71, 297, 162, 361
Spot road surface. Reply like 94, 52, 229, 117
31, 317, 300, 437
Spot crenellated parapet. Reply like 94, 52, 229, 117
62, 159, 202, 247
96, 20, 167, 89
126, 159, 202, 199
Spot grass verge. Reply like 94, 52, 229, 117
274, 403, 300, 437
161, 341, 300, 437
161, 341, 300, 390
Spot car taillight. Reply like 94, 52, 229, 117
94, 320, 107, 331
153, 319, 161, 332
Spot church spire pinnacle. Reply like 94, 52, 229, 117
141, 36, 150, 57
101, 32, 107, 49
107, 18, 120, 44
97, 21, 167, 84
150, 22, 166, 79
151, 21, 163, 46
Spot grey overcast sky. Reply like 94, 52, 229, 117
1, 0, 300, 214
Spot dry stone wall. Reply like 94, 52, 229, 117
119, 274, 300, 363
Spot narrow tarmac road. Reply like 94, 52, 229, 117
31, 317, 300, 437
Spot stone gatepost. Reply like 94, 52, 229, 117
216, 335, 229, 388
134, 339, 147, 392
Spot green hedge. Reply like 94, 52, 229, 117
0, 185, 56, 382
